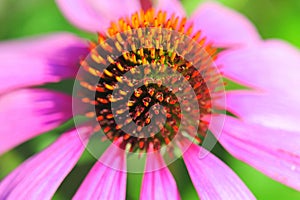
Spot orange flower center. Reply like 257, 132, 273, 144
78, 9, 221, 152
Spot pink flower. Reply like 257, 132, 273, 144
1, 0, 300, 199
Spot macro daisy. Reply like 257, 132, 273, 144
0, 0, 300, 199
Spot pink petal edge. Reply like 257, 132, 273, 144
0, 33, 88, 94
73, 142, 127, 200
0, 89, 73, 155
224, 91, 300, 132
217, 40, 300, 98
211, 116, 300, 191
182, 143, 256, 200
56, 0, 141, 33
140, 149, 180, 200
190, 1, 260, 47
0, 127, 90, 199
154, 0, 186, 18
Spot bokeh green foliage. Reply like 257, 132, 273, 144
0, 0, 300, 199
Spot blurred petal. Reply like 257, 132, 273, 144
225, 91, 300, 132
0, 33, 87, 57
154, 0, 186, 18
56, 0, 141, 33
74, 143, 127, 200
213, 116, 300, 191
140, 150, 180, 200
140, 0, 152, 11
0, 33, 88, 94
0, 89, 73, 154
0, 127, 90, 199
190, 1, 260, 47
217, 40, 300, 98
182, 143, 255, 200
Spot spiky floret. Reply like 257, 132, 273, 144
78, 9, 220, 152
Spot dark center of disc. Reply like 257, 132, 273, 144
93, 47, 211, 151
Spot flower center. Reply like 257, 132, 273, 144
78, 9, 220, 152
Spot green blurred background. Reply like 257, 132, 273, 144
0, 0, 300, 199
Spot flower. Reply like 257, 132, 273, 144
0, 0, 300, 199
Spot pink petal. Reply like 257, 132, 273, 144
73, 143, 127, 199
0, 89, 73, 155
56, 0, 141, 33
0, 33, 87, 57
0, 127, 90, 199
217, 40, 300, 97
213, 116, 300, 191
154, 0, 186, 18
182, 143, 255, 200
0, 33, 88, 94
140, 151, 180, 200
140, 0, 152, 11
225, 91, 300, 132
190, 1, 260, 47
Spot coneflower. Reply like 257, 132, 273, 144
0, 0, 299, 199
